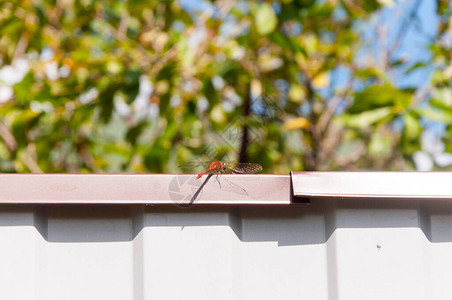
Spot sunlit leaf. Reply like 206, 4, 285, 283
341, 107, 395, 128
254, 3, 278, 35
369, 131, 391, 157
288, 85, 306, 103
349, 85, 412, 114
283, 117, 310, 130
354, 68, 390, 83
403, 112, 421, 140
312, 72, 330, 89
401, 112, 422, 154
415, 107, 452, 124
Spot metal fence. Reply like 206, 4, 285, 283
0, 173, 451, 299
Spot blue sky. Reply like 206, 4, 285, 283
385, 0, 438, 88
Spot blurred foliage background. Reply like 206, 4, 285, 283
0, 0, 451, 173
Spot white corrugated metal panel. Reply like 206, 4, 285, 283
0, 174, 451, 299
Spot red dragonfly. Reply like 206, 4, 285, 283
179, 161, 262, 205
181, 161, 263, 179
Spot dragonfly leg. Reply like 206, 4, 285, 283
218, 176, 249, 196
215, 174, 221, 188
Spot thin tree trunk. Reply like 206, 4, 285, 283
239, 89, 251, 163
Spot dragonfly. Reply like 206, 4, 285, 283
179, 161, 263, 205
181, 161, 263, 179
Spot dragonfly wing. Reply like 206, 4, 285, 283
179, 162, 212, 171
228, 163, 263, 174
217, 177, 249, 195
180, 161, 262, 174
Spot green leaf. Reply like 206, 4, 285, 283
403, 112, 421, 140
430, 88, 452, 112
369, 132, 391, 157
405, 62, 427, 75
254, 4, 278, 35
415, 107, 452, 125
430, 99, 452, 113
296, 0, 316, 9
307, 3, 334, 18
126, 123, 146, 145
349, 85, 395, 113
362, 0, 381, 12
349, 85, 412, 114
341, 107, 395, 128
11, 110, 43, 146
401, 112, 422, 154
354, 68, 390, 83
390, 58, 405, 67
444, 141, 452, 154
13, 73, 35, 105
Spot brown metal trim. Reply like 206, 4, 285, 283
0, 174, 291, 205
291, 171, 452, 199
